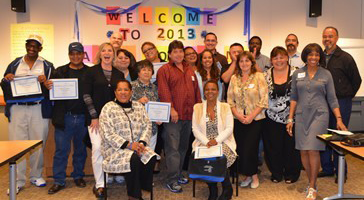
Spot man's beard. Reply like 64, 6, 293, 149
287, 44, 296, 51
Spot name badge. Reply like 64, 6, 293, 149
248, 84, 254, 88
191, 76, 195, 81
297, 72, 305, 79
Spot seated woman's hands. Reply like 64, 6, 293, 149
207, 139, 217, 148
129, 142, 146, 155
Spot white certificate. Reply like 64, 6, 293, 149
145, 101, 171, 122
10, 76, 42, 97
50, 79, 78, 100
151, 62, 167, 83
195, 144, 223, 159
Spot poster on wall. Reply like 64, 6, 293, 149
11, 24, 54, 62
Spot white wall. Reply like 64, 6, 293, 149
0, 0, 363, 93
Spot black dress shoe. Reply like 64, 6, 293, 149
93, 186, 105, 198
48, 184, 65, 194
317, 171, 334, 178
74, 178, 86, 188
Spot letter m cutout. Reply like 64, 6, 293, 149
106, 6, 121, 25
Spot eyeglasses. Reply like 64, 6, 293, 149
142, 47, 155, 54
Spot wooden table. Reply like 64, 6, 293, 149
317, 135, 364, 200
0, 140, 43, 200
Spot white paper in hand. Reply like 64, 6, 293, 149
327, 129, 354, 136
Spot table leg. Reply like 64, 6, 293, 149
9, 161, 17, 200
323, 152, 364, 200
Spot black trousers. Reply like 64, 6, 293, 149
124, 153, 156, 198
233, 119, 262, 176
154, 124, 164, 155
262, 117, 301, 181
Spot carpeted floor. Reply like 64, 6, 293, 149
0, 155, 363, 200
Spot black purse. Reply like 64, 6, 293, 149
188, 152, 227, 182
341, 133, 364, 147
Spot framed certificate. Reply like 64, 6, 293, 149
50, 79, 78, 100
195, 144, 223, 159
10, 76, 42, 97
145, 101, 171, 122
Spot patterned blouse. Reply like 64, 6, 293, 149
227, 72, 268, 121
264, 66, 298, 124
131, 79, 159, 135
99, 101, 157, 173
206, 105, 236, 167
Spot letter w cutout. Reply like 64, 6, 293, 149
106, 6, 121, 25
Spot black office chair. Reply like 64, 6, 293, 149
103, 172, 153, 200
192, 156, 239, 198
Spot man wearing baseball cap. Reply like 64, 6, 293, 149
1, 34, 54, 194
45, 42, 90, 194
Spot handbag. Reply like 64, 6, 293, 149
341, 133, 364, 147
188, 152, 227, 182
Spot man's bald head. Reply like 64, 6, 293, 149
110, 32, 123, 49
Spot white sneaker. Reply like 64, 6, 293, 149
114, 176, 125, 184
30, 178, 46, 187
239, 177, 252, 187
7, 186, 22, 195
306, 188, 317, 200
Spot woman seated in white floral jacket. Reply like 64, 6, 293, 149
99, 80, 157, 200
192, 80, 237, 200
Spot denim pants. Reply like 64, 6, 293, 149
320, 97, 351, 175
163, 120, 192, 184
53, 113, 87, 185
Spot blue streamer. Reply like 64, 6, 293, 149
170, 0, 250, 40
170, 0, 243, 15
244, 0, 251, 40
78, 0, 146, 14
74, 0, 147, 41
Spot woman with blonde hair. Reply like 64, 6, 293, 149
83, 42, 124, 198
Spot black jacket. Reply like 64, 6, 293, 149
325, 46, 362, 98
51, 63, 89, 129
83, 64, 124, 126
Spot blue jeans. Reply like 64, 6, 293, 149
162, 120, 192, 184
53, 113, 87, 185
320, 98, 351, 176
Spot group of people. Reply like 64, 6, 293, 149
1, 26, 361, 200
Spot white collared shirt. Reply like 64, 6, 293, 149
15, 56, 45, 77
289, 52, 305, 68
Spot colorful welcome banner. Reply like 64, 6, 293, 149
74, 0, 250, 42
